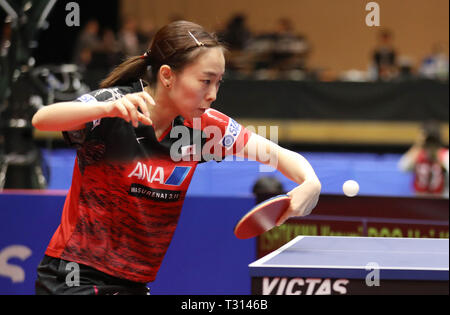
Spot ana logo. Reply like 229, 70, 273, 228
128, 162, 191, 186
0, 245, 32, 283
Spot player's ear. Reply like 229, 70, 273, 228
159, 65, 174, 88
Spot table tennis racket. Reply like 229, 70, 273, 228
234, 194, 291, 239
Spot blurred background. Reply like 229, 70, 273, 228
0, 0, 448, 295
0, 0, 448, 195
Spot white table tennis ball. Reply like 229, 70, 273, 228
343, 180, 359, 197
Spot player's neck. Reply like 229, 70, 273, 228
145, 86, 178, 137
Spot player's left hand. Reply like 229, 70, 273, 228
276, 179, 321, 226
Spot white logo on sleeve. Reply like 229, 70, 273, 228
221, 119, 241, 148
77, 94, 97, 103
77, 94, 102, 130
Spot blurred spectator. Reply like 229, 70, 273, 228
252, 176, 285, 204
90, 28, 123, 70
270, 18, 309, 79
398, 121, 449, 197
246, 32, 276, 78
1, 22, 11, 57
396, 56, 415, 81
217, 14, 253, 76
118, 18, 140, 57
219, 14, 252, 51
83, 28, 123, 90
73, 19, 101, 68
419, 43, 449, 81
248, 18, 309, 80
372, 29, 398, 81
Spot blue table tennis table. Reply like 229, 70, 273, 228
249, 236, 449, 295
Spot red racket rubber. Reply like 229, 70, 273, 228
234, 194, 291, 239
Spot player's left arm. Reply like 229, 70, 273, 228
236, 133, 321, 225
200, 108, 320, 225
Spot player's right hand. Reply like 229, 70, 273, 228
105, 92, 155, 127
276, 179, 321, 226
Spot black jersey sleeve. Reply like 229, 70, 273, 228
62, 87, 127, 148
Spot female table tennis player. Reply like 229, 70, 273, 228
31, 20, 321, 295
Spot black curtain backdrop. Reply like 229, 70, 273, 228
32, 0, 119, 66
215, 79, 449, 122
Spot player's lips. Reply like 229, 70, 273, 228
191, 108, 207, 119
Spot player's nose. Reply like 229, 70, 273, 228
205, 86, 217, 103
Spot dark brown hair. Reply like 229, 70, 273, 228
100, 20, 223, 88
422, 120, 443, 148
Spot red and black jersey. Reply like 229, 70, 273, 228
413, 148, 448, 195
45, 81, 251, 283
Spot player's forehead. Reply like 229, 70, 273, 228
183, 47, 225, 77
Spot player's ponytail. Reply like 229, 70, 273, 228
100, 20, 224, 89
100, 55, 150, 88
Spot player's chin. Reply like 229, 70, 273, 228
192, 108, 207, 117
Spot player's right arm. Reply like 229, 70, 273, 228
32, 92, 154, 132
